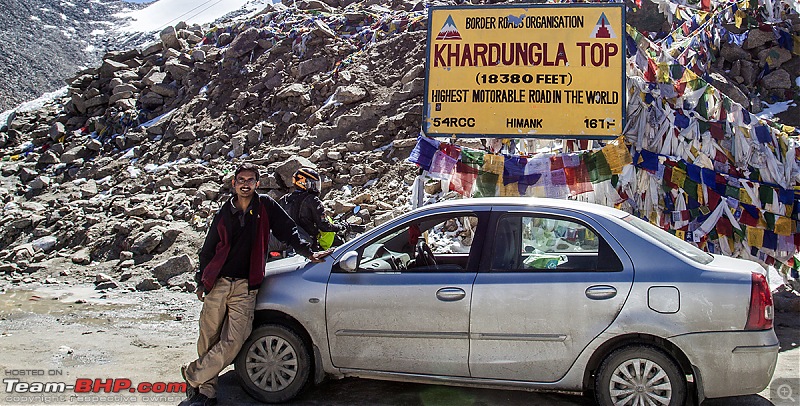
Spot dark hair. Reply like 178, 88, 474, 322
234, 163, 260, 179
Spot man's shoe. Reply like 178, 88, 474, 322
180, 364, 197, 400
188, 394, 217, 406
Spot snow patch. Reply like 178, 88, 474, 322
90, 29, 106, 36
29, 16, 41, 22
757, 100, 796, 120
116, 0, 253, 33
16, 87, 68, 113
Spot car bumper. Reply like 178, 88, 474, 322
669, 329, 779, 399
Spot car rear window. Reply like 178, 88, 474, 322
623, 215, 713, 264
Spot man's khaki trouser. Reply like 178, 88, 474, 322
184, 277, 256, 398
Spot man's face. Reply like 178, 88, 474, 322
233, 170, 259, 199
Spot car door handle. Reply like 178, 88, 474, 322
436, 287, 466, 302
585, 285, 617, 300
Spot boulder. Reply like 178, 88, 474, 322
758, 47, 792, 69
333, 85, 367, 104
152, 83, 178, 98
225, 27, 260, 58
49, 122, 66, 141
160, 26, 182, 50
132, 228, 164, 254
136, 278, 161, 291
29, 175, 51, 190
61, 146, 87, 163
165, 60, 191, 80
743, 29, 775, 50
275, 156, 315, 187
761, 69, 791, 90
99, 59, 130, 78
143, 70, 167, 87
71, 248, 91, 265
152, 254, 194, 283
298, 58, 328, 78
276, 83, 308, 99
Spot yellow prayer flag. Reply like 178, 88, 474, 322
697, 184, 704, 205
602, 136, 633, 174
499, 182, 519, 197
671, 167, 686, 187
657, 63, 670, 83
747, 226, 764, 248
482, 154, 504, 175
793, 35, 800, 56
734, 10, 746, 28
739, 189, 753, 205
675, 229, 686, 240
775, 216, 794, 236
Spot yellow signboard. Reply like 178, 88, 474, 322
424, 4, 625, 138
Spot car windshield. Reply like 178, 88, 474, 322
623, 215, 713, 264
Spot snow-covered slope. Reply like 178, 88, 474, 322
116, 0, 272, 32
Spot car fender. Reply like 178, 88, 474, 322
255, 262, 343, 379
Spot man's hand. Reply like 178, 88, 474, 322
309, 248, 334, 263
195, 286, 205, 302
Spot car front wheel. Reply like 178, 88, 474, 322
594, 345, 686, 406
235, 324, 311, 403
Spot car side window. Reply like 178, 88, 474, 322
491, 214, 622, 272
357, 213, 479, 273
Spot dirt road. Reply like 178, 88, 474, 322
0, 284, 797, 406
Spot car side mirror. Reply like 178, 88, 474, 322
338, 250, 359, 272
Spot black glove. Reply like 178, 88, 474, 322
347, 224, 367, 233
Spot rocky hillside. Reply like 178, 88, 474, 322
0, 0, 149, 111
0, 0, 798, 293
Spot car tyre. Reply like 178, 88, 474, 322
235, 324, 311, 403
595, 345, 686, 406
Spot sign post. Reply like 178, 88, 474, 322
424, 4, 625, 139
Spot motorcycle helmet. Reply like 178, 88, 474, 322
293, 167, 321, 194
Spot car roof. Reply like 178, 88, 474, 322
420, 197, 630, 219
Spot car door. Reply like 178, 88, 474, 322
469, 207, 634, 382
326, 209, 488, 376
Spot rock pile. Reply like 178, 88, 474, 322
0, 0, 146, 111
0, 0, 427, 292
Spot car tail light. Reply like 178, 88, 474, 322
745, 272, 774, 330
269, 251, 282, 258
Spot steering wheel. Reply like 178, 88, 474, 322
415, 240, 437, 266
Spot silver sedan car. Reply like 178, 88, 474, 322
234, 197, 778, 405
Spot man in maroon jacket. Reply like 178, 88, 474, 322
181, 163, 328, 406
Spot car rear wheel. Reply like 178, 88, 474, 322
594, 345, 686, 406
235, 324, 311, 403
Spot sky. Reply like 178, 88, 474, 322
116, 0, 265, 32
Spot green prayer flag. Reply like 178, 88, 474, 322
758, 185, 774, 205
684, 179, 699, 201
698, 120, 710, 134
764, 212, 776, 230
587, 151, 612, 184
462, 149, 484, 166
696, 93, 709, 119
474, 171, 499, 197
